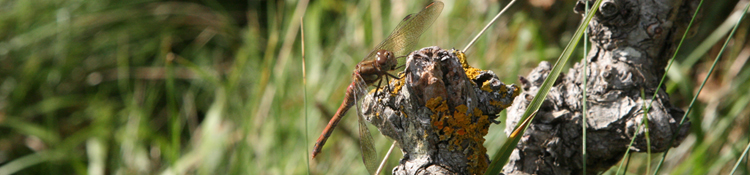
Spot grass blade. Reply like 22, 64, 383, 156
730, 140, 750, 175
302, 17, 311, 175
582, 1, 590, 174
462, 0, 517, 53
376, 141, 397, 175
615, 120, 642, 175
640, 89, 651, 175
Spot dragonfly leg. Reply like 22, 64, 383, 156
491, 118, 502, 124
386, 72, 399, 79
378, 72, 402, 96
394, 64, 405, 70
374, 76, 383, 97
383, 76, 391, 96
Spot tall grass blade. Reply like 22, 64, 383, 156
616, 119, 641, 175
376, 141, 397, 175
623, 153, 633, 174
582, 1, 590, 174
301, 17, 311, 175
730, 140, 750, 175
0, 150, 62, 174
640, 89, 651, 175
462, 0, 517, 53
484, 1, 603, 174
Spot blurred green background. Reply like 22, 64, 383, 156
0, 0, 748, 174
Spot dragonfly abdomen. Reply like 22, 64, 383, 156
311, 81, 358, 158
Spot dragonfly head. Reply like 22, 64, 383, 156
376, 50, 398, 71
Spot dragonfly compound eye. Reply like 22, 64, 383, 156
376, 50, 390, 65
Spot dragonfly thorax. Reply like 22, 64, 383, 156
354, 50, 399, 85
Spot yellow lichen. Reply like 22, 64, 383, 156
368, 88, 378, 94
390, 73, 406, 95
481, 81, 493, 92
498, 85, 508, 97
490, 100, 512, 109
455, 50, 484, 83
453, 105, 470, 127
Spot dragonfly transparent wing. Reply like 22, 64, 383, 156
361, 1, 444, 62
353, 73, 378, 174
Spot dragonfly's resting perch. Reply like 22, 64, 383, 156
502, 0, 698, 174
361, 46, 519, 174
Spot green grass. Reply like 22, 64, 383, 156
0, 0, 748, 174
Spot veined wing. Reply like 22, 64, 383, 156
352, 73, 379, 174
361, 1, 444, 62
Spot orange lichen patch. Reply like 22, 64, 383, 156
456, 129, 466, 135
426, 97, 444, 111
453, 105, 470, 127
434, 120, 445, 130
426, 95, 491, 173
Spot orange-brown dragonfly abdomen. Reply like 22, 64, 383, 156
311, 50, 395, 158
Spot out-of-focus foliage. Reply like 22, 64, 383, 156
0, 0, 747, 174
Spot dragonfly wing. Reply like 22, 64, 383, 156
358, 107, 379, 174
353, 74, 379, 174
362, 1, 444, 62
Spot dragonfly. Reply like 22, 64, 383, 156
312, 1, 443, 173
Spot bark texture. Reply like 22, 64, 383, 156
362, 47, 519, 175
502, 0, 697, 174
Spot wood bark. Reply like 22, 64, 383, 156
362, 0, 698, 174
